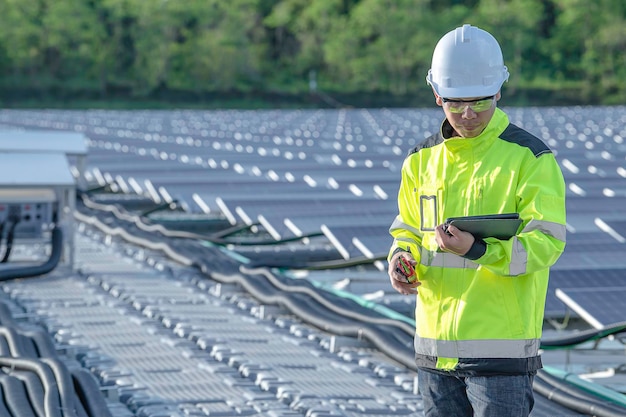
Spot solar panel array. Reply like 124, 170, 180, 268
1, 228, 594, 417
1, 106, 625, 326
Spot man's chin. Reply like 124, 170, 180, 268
458, 125, 484, 137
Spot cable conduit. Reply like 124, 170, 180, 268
534, 370, 626, 416
40, 357, 80, 417
70, 368, 114, 417
0, 372, 38, 417
0, 326, 32, 358
0, 357, 66, 417
77, 207, 415, 337
238, 266, 415, 335
75, 203, 626, 414
540, 322, 626, 350
540, 366, 626, 409
0, 227, 64, 282
74, 211, 194, 267
247, 254, 388, 270
0, 323, 112, 417
81, 194, 321, 247
18, 328, 59, 359
209, 270, 417, 369
77, 199, 626, 350
308, 281, 416, 327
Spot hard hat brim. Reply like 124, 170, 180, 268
426, 70, 508, 99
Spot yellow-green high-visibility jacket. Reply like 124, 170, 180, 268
388, 108, 566, 376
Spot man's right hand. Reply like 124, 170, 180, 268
387, 252, 421, 295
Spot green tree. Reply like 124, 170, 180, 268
0, 0, 52, 86
0, 0, 623, 106
169, 0, 266, 92
0, 0, 111, 92
129, 0, 266, 94
44, 0, 112, 90
549, 0, 626, 102
324, 0, 462, 95
470, 0, 546, 92
264, 0, 349, 92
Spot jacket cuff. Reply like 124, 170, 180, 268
463, 239, 487, 260
392, 247, 408, 257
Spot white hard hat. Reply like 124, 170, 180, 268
426, 24, 509, 98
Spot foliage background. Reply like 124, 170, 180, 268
0, 0, 624, 108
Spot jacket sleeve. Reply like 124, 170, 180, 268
388, 157, 424, 263
474, 152, 567, 276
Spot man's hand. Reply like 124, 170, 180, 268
435, 224, 475, 255
387, 252, 421, 295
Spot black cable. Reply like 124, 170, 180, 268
18, 327, 59, 358
247, 253, 388, 270
71, 368, 115, 417
219, 232, 327, 246
0, 375, 15, 417
1, 218, 19, 263
79, 184, 111, 195
0, 357, 66, 417
0, 226, 64, 281
0, 326, 41, 358
80, 191, 382, 267
40, 357, 80, 417
80, 193, 327, 247
540, 322, 626, 349
210, 222, 261, 239
205, 266, 417, 369
140, 200, 178, 217
534, 369, 626, 416
235, 265, 415, 335
0, 300, 17, 326
0, 372, 38, 417
0, 222, 5, 262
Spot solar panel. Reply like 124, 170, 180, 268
546, 269, 626, 318
597, 219, 626, 242
555, 286, 626, 328
256, 211, 391, 243
217, 196, 390, 223
566, 197, 626, 214
322, 224, 392, 260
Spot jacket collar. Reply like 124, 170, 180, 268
440, 108, 509, 153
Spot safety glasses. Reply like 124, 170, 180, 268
441, 96, 495, 113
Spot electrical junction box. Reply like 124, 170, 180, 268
0, 152, 76, 267
0, 189, 56, 238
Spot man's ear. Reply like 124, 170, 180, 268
433, 91, 443, 107
495, 91, 502, 101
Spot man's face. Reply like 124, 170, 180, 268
435, 92, 501, 138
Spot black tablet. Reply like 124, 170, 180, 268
444, 213, 522, 240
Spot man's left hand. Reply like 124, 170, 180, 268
435, 224, 475, 255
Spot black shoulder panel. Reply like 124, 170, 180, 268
407, 132, 443, 156
500, 124, 552, 157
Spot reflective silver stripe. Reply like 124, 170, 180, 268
415, 337, 540, 359
509, 237, 528, 275
522, 219, 567, 242
389, 216, 422, 237
392, 218, 565, 275
395, 237, 416, 247
419, 247, 478, 269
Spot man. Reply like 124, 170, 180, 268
387, 24, 567, 417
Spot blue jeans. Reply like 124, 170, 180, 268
418, 368, 535, 417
